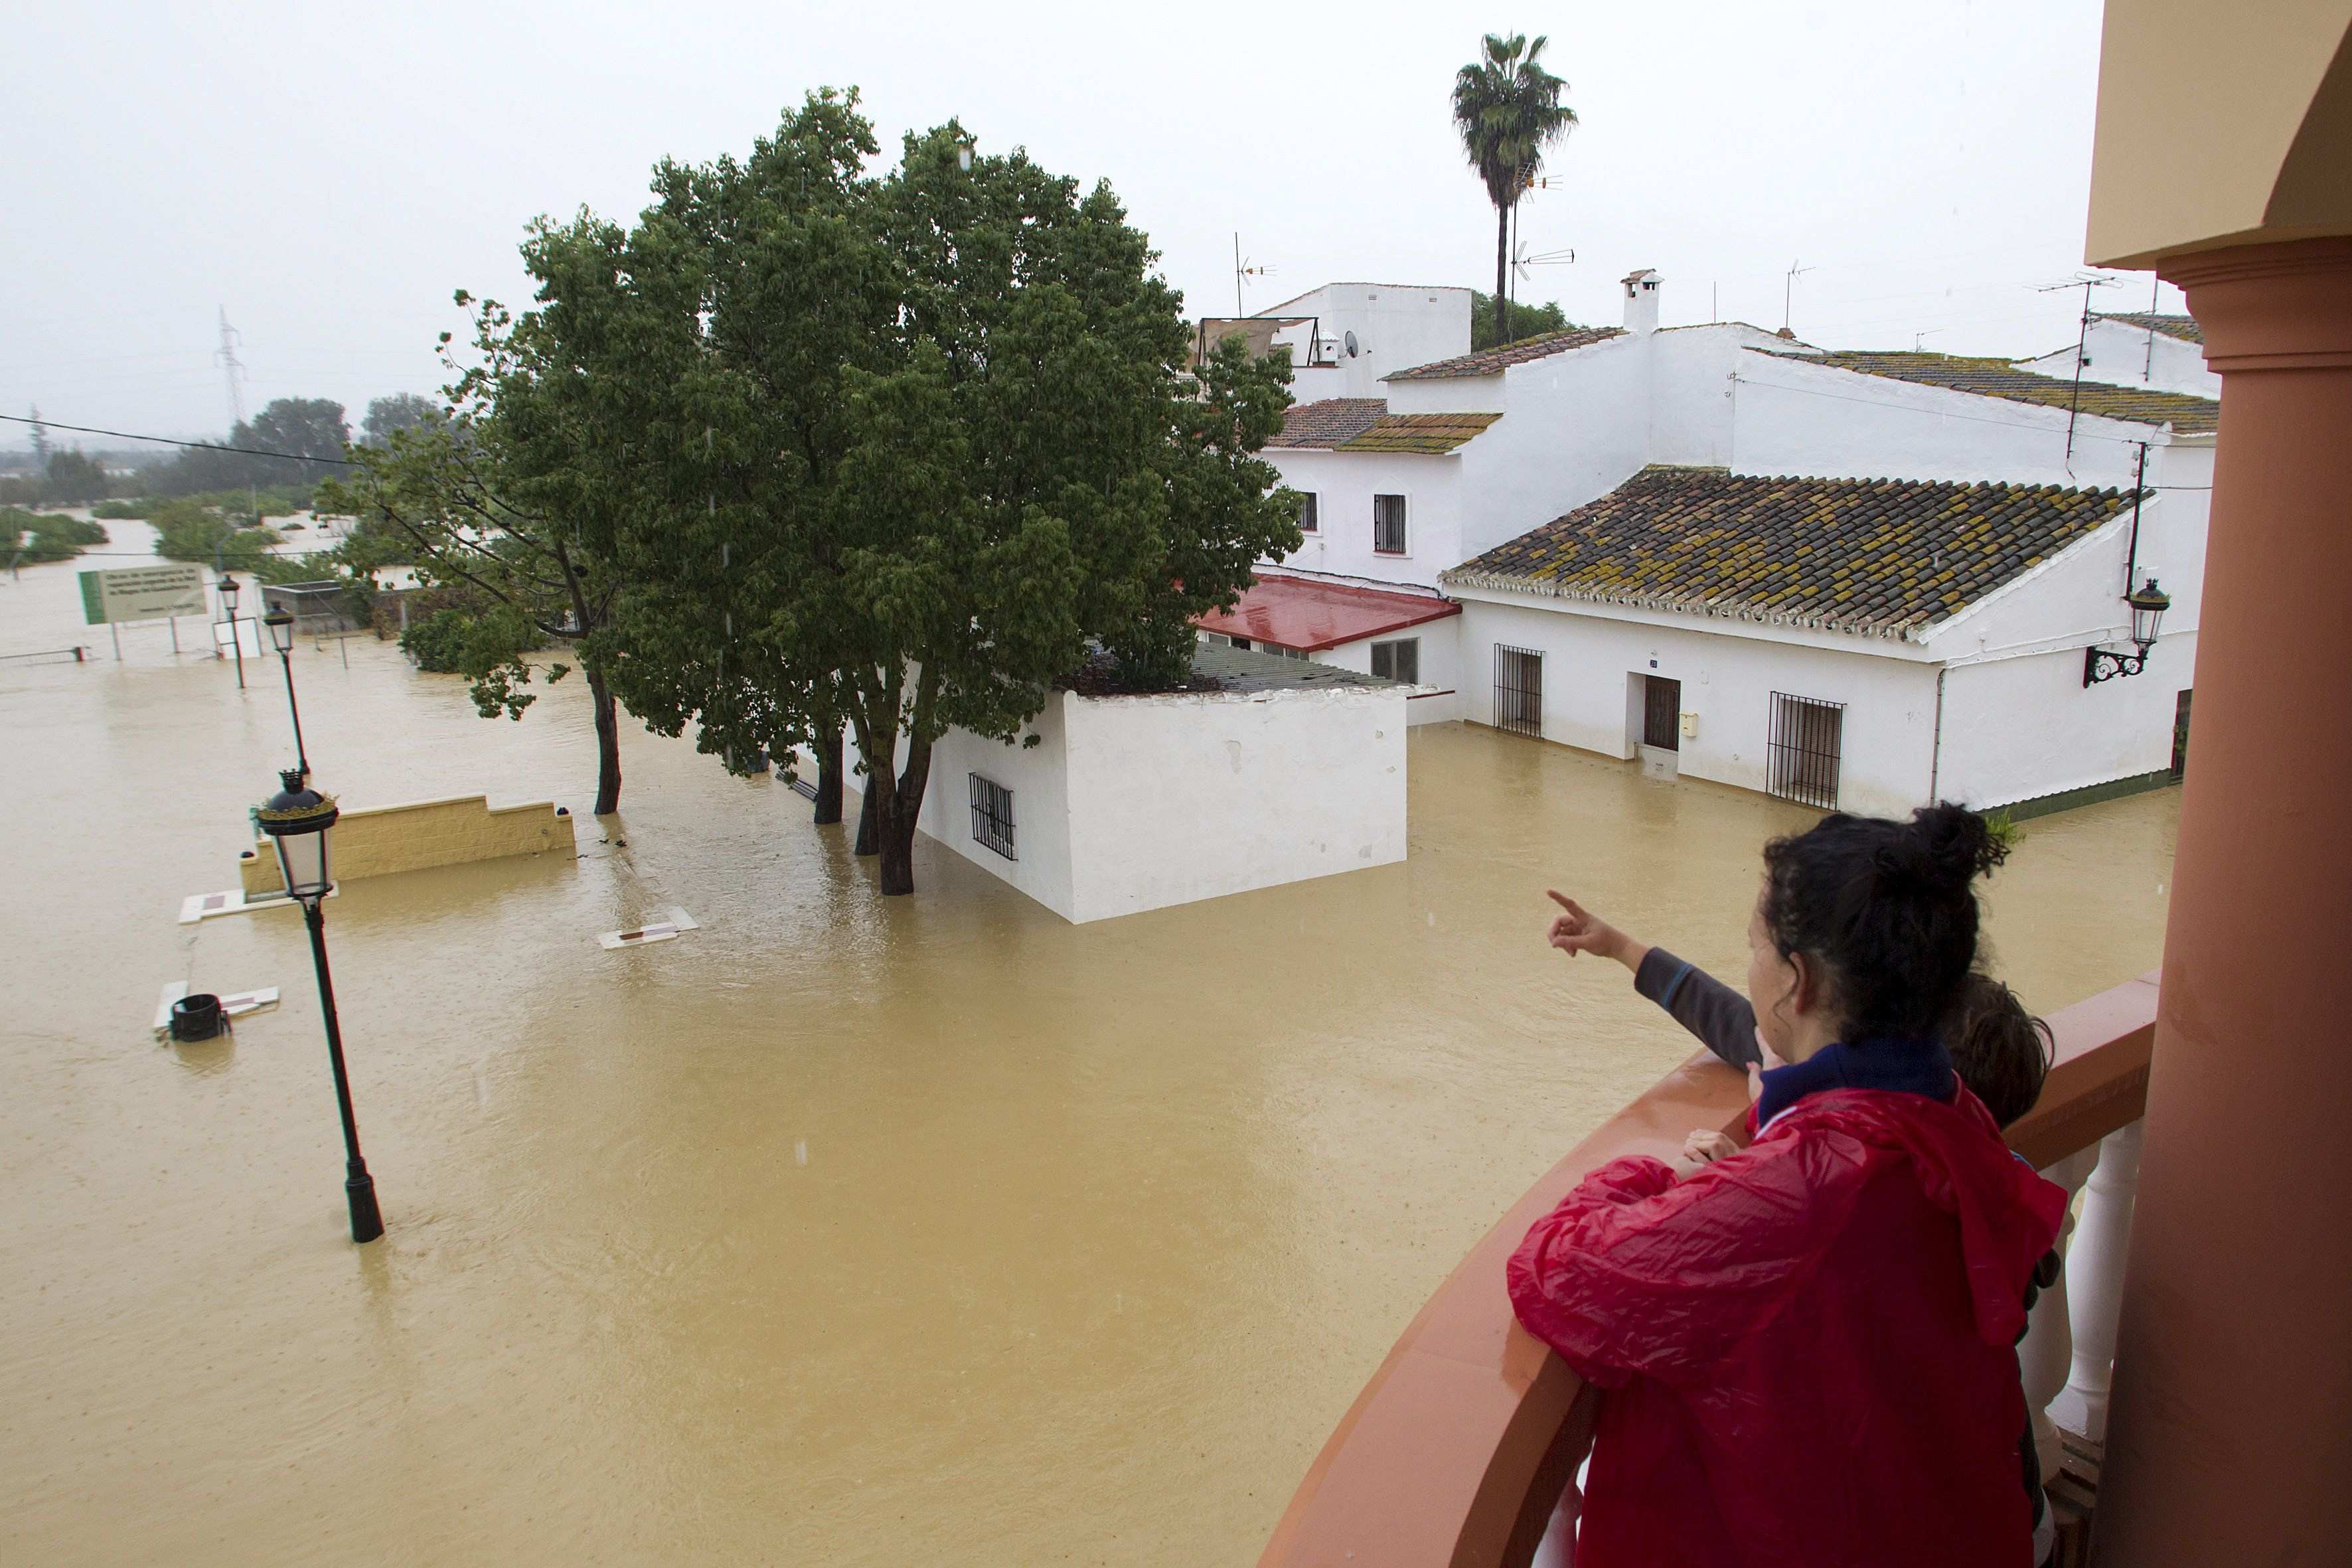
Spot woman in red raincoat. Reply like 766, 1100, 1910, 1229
1508, 805, 2067, 1568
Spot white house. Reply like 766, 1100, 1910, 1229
1194, 569, 1465, 724
2017, 311, 2219, 399
1232, 268, 2219, 818
821, 645, 1409, 923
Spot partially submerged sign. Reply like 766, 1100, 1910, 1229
79, 564, 205, 625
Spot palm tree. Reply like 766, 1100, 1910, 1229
1452, 33, 1576, 347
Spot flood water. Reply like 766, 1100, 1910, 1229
1, 523, 2177, 1565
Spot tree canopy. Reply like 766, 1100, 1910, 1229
1468, 291, 1571, 351
469, 90, 1299, 892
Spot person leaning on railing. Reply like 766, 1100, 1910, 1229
1508, 805, 2066, 1568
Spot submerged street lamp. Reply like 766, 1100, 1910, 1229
2084, 577, 2173, 685
262, 605, 310, 778
218, 573, 245, 690
258, 768, 383, 1244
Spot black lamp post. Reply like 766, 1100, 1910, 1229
262, 605, 309, 778
2084, 576, 2175, 685
258, 768, 383, 1244
218, 573, 245, 690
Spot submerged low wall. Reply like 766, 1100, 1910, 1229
240, 793, 576, 894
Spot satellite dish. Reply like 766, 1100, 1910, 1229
1343, 330, 1360, 358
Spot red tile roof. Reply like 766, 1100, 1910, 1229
1268, 400, 1503, 453
1384, 325, 1626, 380
1194, 576, 1462, 654
1269, 398, 1389, 447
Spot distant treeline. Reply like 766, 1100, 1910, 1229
0, 392, 441, 510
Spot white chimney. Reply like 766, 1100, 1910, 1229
1621, 268, 1662, 334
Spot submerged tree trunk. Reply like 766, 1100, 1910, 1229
587, 665, 622, 815
874, 739, 933, 898
853, 771, 879, 856
812, 730, 843, 825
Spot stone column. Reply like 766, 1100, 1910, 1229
2093, 236, 2352, 1566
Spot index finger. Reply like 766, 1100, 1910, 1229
1545, 889, 1582, 915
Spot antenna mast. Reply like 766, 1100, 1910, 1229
216, 307, 247, 427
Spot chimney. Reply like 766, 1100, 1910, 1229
1621, 269, 1662, 334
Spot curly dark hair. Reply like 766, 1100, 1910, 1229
1759, 803, 2009, 1042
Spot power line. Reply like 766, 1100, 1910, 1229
0, 413, 357, 467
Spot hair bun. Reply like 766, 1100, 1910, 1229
1909, 802, 2007, 888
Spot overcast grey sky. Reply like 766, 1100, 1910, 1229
3, 0, 2175, 445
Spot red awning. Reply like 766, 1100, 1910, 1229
1194, 576, 1460, 653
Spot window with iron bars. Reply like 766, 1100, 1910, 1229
969, 773, 1016, 860
1373, 494, 1408, 555
1370, 637, 1419, 684
1495, 645, 1543, 736
1767, 693, 1845, 809
1298, 493, 1319, 534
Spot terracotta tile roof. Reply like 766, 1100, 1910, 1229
1442, 465, 2140, 639
2094, 311, 2203, 344
1340, 412, 1502, 453
1269, 398, 1389, 447
1267, 401, 1501, 453
1384, 325, 1626, 380
1782, 349, 2221, 432
1195, 574, 1461, 653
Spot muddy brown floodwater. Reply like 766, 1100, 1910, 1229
0, 522, 2177, 1565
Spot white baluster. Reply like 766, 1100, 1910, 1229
2048, 1118, 2145, 1442
2019, 1145, 2098, 1479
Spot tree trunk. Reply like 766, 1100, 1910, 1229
874, 741, 933, 898
1494, 203, 1510, 345
587, 665, 622, 815
853, 771, 879, 856
812, 730, 843, 825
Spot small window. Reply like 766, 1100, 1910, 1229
1496, 645, 1543, 736
1767, 693, 1844, 809
969, 773, 1016, 860
1373, 494, 1407, 555
1298, 493, 1319, 534
1231, 636, 1253, 651
1370, 637, 1420, 684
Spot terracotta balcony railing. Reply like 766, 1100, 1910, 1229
1259, 972, 2159, 1568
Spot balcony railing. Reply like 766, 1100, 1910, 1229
1259, 971, 2158, 1568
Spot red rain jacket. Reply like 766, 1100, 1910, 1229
1507, 1087, 2066, 1568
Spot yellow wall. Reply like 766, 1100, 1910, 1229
2087, 1, 2352, 266
241, 795, 577, 894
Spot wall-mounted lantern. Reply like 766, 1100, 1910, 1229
2084, 576, 2173, 686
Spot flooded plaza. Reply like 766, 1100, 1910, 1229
1, 523, 2177, 1565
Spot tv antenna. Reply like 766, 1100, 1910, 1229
1233, 234, 1275, 316
215, 307, 248, 427
2036, 272, 2127, 465
1782, 260, 1817, 335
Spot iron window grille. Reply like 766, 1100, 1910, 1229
1767, 692, 1845, 809
1373, 494, 1408, 555
1495, 645, 1543, 736
1371, 637, 1420, 684
969, 773, 1016, 860
1643, 676, 1682, 752
789, 775, 819, 801
1298, 493, 1319, 534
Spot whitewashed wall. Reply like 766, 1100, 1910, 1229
2016, 319, 2220, 398
1266, 449, 1466, 588
1453, 592, 1942, 817
1060, 682, 1407, 922
1267, 283, 1474, 399
1934, 633, 2194, 810
828, 681, 1409, 923
1310, 613, 1466, 724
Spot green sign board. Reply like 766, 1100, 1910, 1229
78, 564, 207, 625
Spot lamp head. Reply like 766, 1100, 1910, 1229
217, 575, 240, 612
2126, 576, 2172, 650
263, 605, 294, 653
258, 767, 338, 901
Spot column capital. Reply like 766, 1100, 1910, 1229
2161, 236, 2352, 372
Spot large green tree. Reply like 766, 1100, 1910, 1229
318, 328, 632, 815
501, 91, 1299, 895
1452, 33, 1577, 347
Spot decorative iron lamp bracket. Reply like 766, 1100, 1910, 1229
2083, 576, 2173, 688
